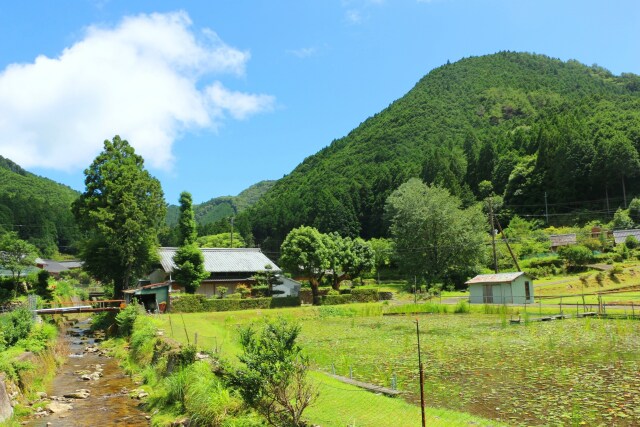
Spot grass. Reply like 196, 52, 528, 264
158, 304, 640, 426
306, 372, 502, 427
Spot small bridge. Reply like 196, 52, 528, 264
34, 300, 124, 315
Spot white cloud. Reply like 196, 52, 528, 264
345, 9, 363, 24
286, 47, 317, 58
0, 11, 274, 171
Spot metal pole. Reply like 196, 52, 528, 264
488, 199, 498, 273
415, 319, 426, 427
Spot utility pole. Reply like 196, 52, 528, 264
495, 216, 521, 272
415, 319, 426, 427
230, 216, 234, 248
544, 192, 549, 225
488, 198, 498, 274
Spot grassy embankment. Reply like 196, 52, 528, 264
0, 310, 63, 427
159, 303, 640, 426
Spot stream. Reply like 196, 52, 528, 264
27, 318, 149, 427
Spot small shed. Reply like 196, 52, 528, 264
123, 282, 170, 313
466, 272, 534, 305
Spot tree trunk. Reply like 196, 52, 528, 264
622, 175, 627, 208
310, 278, 320, 305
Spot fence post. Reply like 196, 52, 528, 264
632, 302, 635, 318
576, 302, 579, 317
349, 366, 353, 379
194, 332, 198, 348
560, 297, 563, 315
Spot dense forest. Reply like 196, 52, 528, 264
244, 52, 640, 251
0, 156, 81, 256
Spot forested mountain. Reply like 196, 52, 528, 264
166, 180, 276, 226
0, 156, 81, 256
245, 52, 640, 251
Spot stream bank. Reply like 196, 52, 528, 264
25, 318, 149, 427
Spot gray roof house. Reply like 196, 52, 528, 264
149, 247, 284, 298
612, 229, 640, 245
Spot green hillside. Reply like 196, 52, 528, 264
246, 52, 640, 250
166, 180, 276, 226
0, 156, 81, 256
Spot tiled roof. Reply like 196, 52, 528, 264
465, 272, 527, 285
158, 247, 280, 273
613, 229, 640, 245
549, 234, 576, 247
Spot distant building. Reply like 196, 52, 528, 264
34, 258, 83, 277
548, 234, 576, 251
612, 229, 640, 245
466, 272, 534, 304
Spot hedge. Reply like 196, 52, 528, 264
299, 288, 330, 305
170, 295, 301, 313
321, 295, 352, 305
351, 288, 379, 303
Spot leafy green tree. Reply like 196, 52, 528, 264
612, 208, 634, 230
173, 244, 209, 294
279, 226, 330, 304
0, 232, 38, 297
339, 237, 375, 286
624, 235, 639, 250
177, 191, 197, 245
385, 178, 485, 287
233, 319, 317, 426
72, 136, 166, 298
628, 198, 640, 224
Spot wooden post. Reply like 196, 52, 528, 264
576, 302, 579, 317
194, 332, 198, 348
632, 302, 635, 318
560, 297, 563, 315
168, 315, 174, 337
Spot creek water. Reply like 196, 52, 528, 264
27, 319, 149, 427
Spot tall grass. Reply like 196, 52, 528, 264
385, 303, 449, 315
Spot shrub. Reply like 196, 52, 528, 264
351, 288, 379, 303
326, 289, 340, 296
0, 307, 33, 347
454, 300, 470, 313
270, 297, 301, 308
595, 272, 605, 286
233, 319, 316, 426
609, 265, 623, 279
116, 304, 143, 337
321, 295, 352, 305
558, 245, 593, 268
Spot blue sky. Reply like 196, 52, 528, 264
0, 0, 639, 204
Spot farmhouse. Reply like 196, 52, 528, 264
466, 272, 534, 304
548, 233, 576, 251
123, 281, 170, 313
35, 258, 83, 277
612, 229, 640, 245
148, 247, 290, 297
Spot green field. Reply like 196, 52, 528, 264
158, 305, 640, 426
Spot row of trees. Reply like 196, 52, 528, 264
279, 226, 375, 302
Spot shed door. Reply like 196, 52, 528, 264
483, 284, 493, 303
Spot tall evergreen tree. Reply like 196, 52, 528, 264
72, 136, 166, 298
173, 191, 208, 294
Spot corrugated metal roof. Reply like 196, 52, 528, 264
465, 272, 527, 285
158, 247, 280, 273
613, 229, 640, 245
